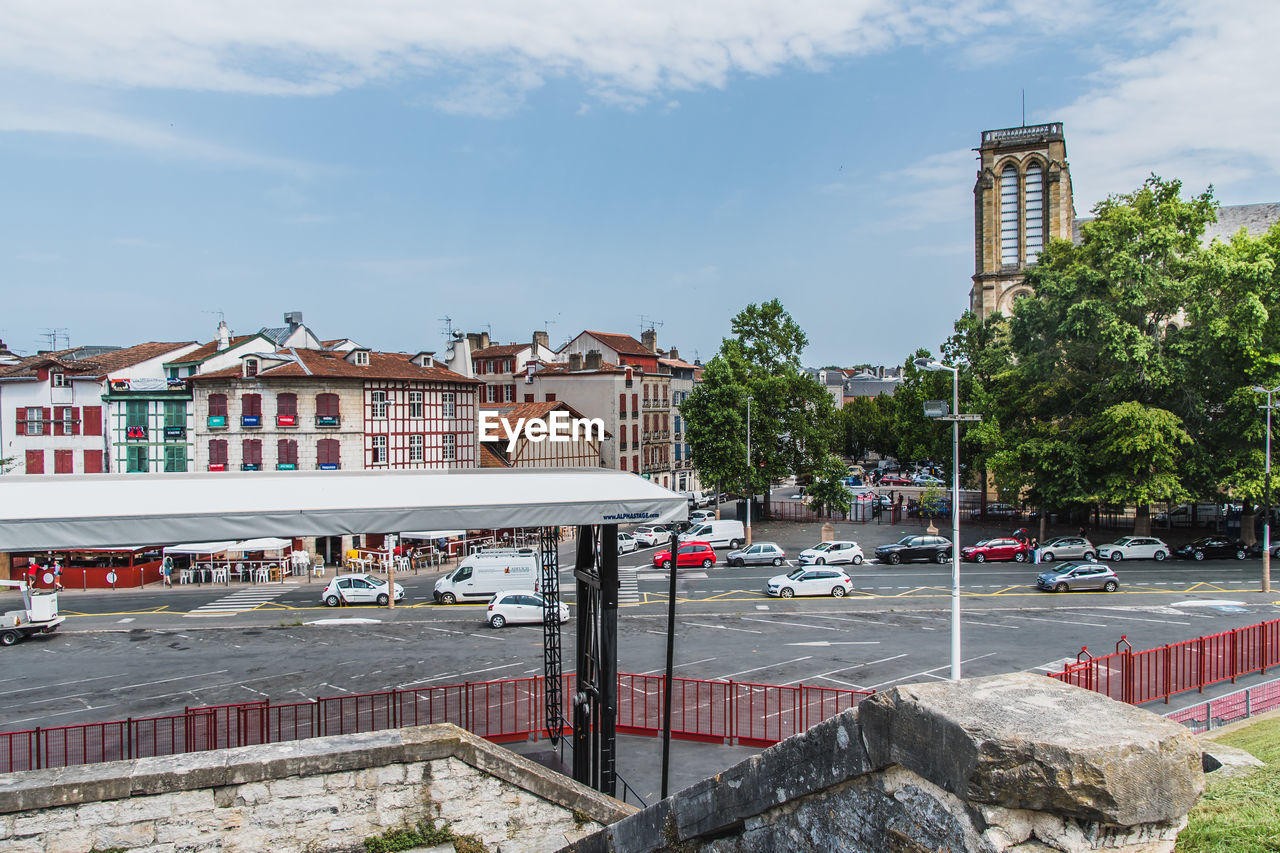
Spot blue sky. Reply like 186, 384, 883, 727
3, 1, 1279, 367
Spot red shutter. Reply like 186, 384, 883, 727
25, 450, 44, 474
71, 407, 81, 435
54, 449, 73, 474
15, 409, 25, 436
546, 393, 556, 402
619, 393, 627, 413
84, 449, 104, 473
82, 406, 103, 436
41, 407, 51, 431
52, 407, 64, 436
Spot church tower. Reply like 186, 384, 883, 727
970, 123, 1075, 319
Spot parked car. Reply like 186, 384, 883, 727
960, 538, 1028, 563
1036, 562, 1120, 593
798, 540, 865, 566
321, 574, 405, 607
1174, 536, 1248, 561
633, 525, 673, 547
725, 542, 787, 567
765, 567, 854, 598
679, 519, 745, 549
616, 532, 638, 555
875, 535, 952, 565
1036, 536, 1097, 562
969, 502, 1022, 521
1096, 536, 1170, 562
653, 541, 716, 569
486, 591, 570, 628
911, 473, 946, 486
878, 474, 912, 486
689, 509, 716, 524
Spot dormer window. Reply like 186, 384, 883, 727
245, 358, 258, 377
51, 371, 66, 387
353, 350, 370, 366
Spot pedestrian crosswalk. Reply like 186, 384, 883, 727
619, 566, 639, 604
184, 586, 292, 617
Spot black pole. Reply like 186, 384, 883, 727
660, 528, 679, 798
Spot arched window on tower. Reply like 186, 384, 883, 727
1024, 163, 1044, 264
1000, 165, 1019, 266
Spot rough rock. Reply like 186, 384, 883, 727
1200, 741, 1266, 779
858, 672, 1204, 825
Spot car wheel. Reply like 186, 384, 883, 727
772, 557, 784, 567
701, 558, 713, 568
1236, 549, 1247, 560
376, 593, 389, 606
324, 594, 340, 607
889, 553, 901, 565
1014, 552, 1026, 563
1154, 551, 1167, 562
831, 586, 846, 598
975, 553, 986, 563
1084, 551, 1097, 562
441, 592, 457, 605
852, 555, 863, 565
1110, 552, 1123, 562
935, 551, 947, 565
731, 558, 744, 567
729, 539, 743, 550
489, 614, 506, 629
661, 559, 672, 569
1041, 552, 1054, 562
1193, 551, 1205, 561
1103, 580, 1118, 592
779, 588, 794, 598
1054, 582, 1069, 593
816, 557, 826, 565
0, 630, 19, 647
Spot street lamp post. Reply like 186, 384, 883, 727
915, 357, 979, 681
745, 395, 753, 546
1251, 384, 1280, 594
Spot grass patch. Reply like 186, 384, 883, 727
363, 820, 485, 853
1177, 717, 1280, 852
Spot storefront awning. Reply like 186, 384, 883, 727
0, 468, 687, 550
164, 541, 238, 555
225, 537, 292, 553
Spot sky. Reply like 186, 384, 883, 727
3, 0, 1280, 368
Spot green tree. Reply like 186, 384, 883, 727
681, 356, 748, 497
1085, 402, 1191, 534
804, 454, 853, 517
838, 394, 896, 462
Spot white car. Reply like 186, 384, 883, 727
689, 509, 715, 523
632, 525, 671, 547
486, 591, 570, 628
321, 573, 405, 607
766, 567, 854, 598
798, 540, 865, 566
617, 532, 639, 555
1096, 536, 1170, 562
911, 473, 945, 486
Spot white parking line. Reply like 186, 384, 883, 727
865, 653, 998, 690
1075, 611, 1191, 625
639, 656, 718, 675
1009, 613, 1109, 628
740, 617, 838, 631
782, 654, 909, 686
684, 621, 763, 634
711, 655, 814, 681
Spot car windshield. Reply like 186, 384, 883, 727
973, 540, 992, 547
1113, 537, 1134, 546
812, 542, 833, 552
895, 536, 914, 545
786, 568, 807, 580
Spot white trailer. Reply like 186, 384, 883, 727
0, 581, 65, 646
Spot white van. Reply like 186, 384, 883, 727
679, 519, 746, 549
433, 548, 540, 604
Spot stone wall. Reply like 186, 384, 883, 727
568, 673, 1205, 853
0, 724, 634, 853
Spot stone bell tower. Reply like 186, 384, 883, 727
970, 123, 1075, 319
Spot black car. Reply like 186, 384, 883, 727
874, 534, 952, 565
1174, 536, 1248, 561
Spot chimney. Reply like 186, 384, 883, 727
668, 347, 679, 362
585, 349, 603, 370
217, 320, 231, 351
284, 311, 303, 329
568, 353, 583, 372
480, 332, 490, 350
532, 330, 549, 352
641, 329, 657, 352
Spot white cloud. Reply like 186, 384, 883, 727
883, 148, 978, 227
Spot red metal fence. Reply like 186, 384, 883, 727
1047, 619, 1280, 706
0, 673, 872, 773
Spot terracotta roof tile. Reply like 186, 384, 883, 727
191, 349, 481, 385
0, 342, 195, 380
472, 344, 528, 358
167, 335, 261, 364
580, 331, 653, 357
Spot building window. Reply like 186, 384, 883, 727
354, 350, 369, 366
442, 392, 456, 419
1000, 165, 1019, 266
545, 393, 556, 402
164, 445, 187, 472
278, 439, 298, 468
371, 434, 388, 464
25, 450, 44, 474
409, 434, 424, 462
318, 438, 340, 469
208, 439, 228, 471
619, 393, 627, 414
316, 393, 340, 426
245, 358, 258, 377
63, 406, 78, 434
370, 390, 387, 418
51, 371, 66, 387
242, 439, 262, 470
126, 445, 149, 473
1024, 163, 1044, 264
208, 393, 228, 427
620, 456, 627, 471
503, 384, 514, 403
409, 391, 423, 418
486, 385, 497, 403
442, 433, 456, 462
524, 394, 534, 403
241, 393, 262, 427
126, 400, 148, 440
276, 393, 297, 426
164, 401, 185, 430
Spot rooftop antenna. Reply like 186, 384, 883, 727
41, 328, 69, 351
202, 309, 226, 325
638, 315, 664, 333
1021, 89, 1026, 127
438, 316, 455, 337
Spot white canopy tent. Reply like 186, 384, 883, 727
0, 468, 687, 551
399, 530, 467, 540
163, 541, 238, 555
225, 537, 292, 553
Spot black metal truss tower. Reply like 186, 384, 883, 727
541, 527, 565, 743
571, 524, 618, 794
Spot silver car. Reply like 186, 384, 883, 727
725, 542, 787, 567
1037, 536, 1097, 563
1036, 562, 1119, 593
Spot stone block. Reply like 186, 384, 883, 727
91, 819, 157, 850
14, 807, 75, 836
46, 828, 95, 853
116, 792, 180, 822
269, 773, 327, 799
858, 673, 1204, 825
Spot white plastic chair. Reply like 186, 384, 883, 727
254, 566, 270, 584
179, 568, 193, 584
212, 566, 229, 584
312, 559, 325, 577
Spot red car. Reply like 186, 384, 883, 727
960, 537, 1029, 563
878, 474, 912, 485
653, 541, 716, 569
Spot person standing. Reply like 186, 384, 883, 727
1030, 537, 1040, 564
53, 561, 64, 592
26, 561, 38, 589
162, 555, 174, 588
